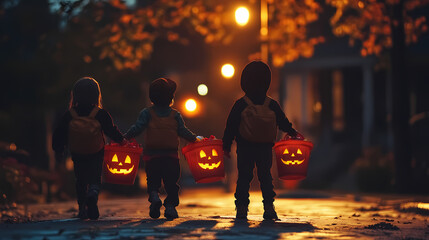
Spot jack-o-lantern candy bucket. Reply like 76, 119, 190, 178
273, 133, 313, 180
182, 136, 225, 183
103, 141, 142, 185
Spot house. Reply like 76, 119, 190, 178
279, 38, 391, 191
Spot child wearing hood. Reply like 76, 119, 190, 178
125, 78, 200, 219
223, 61, 298, 220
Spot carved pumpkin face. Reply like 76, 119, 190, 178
107, 154, 134, 175
281, 147, 305, 165
198, 149, 221, 170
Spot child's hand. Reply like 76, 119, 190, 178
196, 136, 204, 142
289, 129, 298, 138
287, 130, 304, 140
120, 139, 128, 146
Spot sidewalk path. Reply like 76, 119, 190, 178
1, 189, 428, 239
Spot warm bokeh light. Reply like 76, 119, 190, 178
221, 64, 235, 78
185, 99, 197, 112
66, 157, 74, 171
313, 101, 322, 113
9, 143, 17, 151
197, 84, 208, 96
260, 27, 268, 36
235, 7, 250, 26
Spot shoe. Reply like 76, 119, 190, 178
236, 205, 248, 219
148, 191, 162, 219
164, 205, 179, 219
149, 201, 162, 219
263, 203, 279, 220
87, 191, 99, 220
77, 204, 88, 220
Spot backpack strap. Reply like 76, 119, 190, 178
243, 96, 254, 106
69, 108, 78, 118
263, 97, 271, 107
89, 107, 100, 118
149, 107, 176, 118
244, 96, 271, 106
70, 107, 99, 118
148, 107, 160, 119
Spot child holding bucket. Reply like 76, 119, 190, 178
52, 77, 126, 220
223, 61, 298, 220
125, 78, 201, 219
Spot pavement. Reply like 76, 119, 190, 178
1, 188, 428, 240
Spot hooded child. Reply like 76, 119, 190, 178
223, 61, 298, 220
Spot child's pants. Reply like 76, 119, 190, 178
72, 150, 103, 206
145, 156, 180, 207
235, 144, 276, 207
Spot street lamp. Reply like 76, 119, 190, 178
185, 98, 197, 112
235, 7, 250, 26
181, 98, 201, 118
197, 84, 208, 96
235, 2, 269, 63
260, 0, 268, 63
221, 63, 235, 78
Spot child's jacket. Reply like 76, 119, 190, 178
223, 96, 296, 153
125, 106, 196, 156
52, 105, 124, 155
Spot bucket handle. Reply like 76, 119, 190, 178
109, 138, 141, 148
283, 132, 305, 140
128, 138, 140, 148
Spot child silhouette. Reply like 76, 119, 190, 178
223, 61, 297, 220
52, 77, 125, 220
125, 78, 200, 219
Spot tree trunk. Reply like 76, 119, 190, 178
390, 0, 411, 192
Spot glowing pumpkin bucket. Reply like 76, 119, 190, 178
103, 142, 142, 185
182, 137, 225, 183
273, 134, 313, 180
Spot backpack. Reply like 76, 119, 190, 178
239, 96, 277, 143
68, 107, 104, 154
144, 108, 179, 150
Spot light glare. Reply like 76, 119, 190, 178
235, 7, 250, 26
197, 84, 208, 96
185, 99, 197, 112
221, 64, 235, 78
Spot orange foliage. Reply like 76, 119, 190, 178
74, 0, 229, 70
109, 0, 126, 10
327, 0, 429, 57
268, 0, 325, 66
69, 0, 341, 70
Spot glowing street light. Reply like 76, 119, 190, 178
235, 7, 250, 26
185, 98, 197, 112
233, 2, 269, 62
221, 64, 235, 78
197, 84, 208, 96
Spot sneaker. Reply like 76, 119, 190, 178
77, 204, 88, 220
164, 205, 179, 219
149, 191, 162, 219
149, 201, 162, 219
263, 203, 278, 220
236, 205, 248, 219
87, 191, 99, 220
